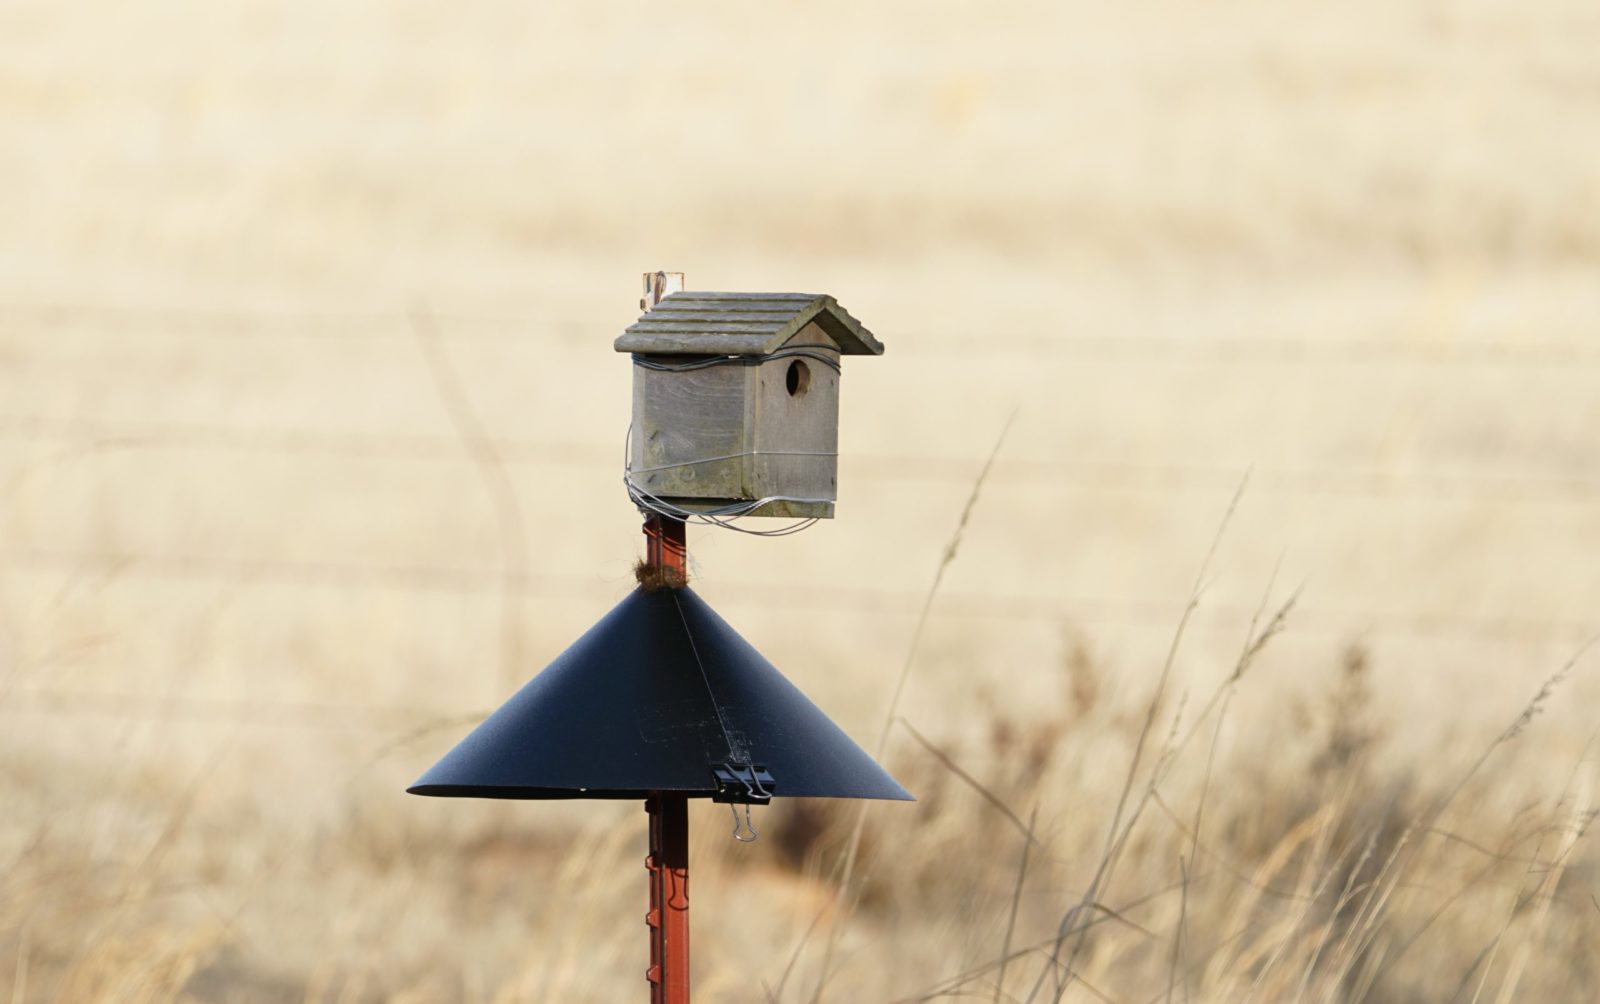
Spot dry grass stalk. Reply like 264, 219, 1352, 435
409, 303, 531, 693
996, 805, 1040, 1004
1042, 475, 1253, 1002
804, 414, 1014, 1004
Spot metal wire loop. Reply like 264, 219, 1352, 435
731, 802, 759, 843
746, 767, 771, 801
622, 424, 829, 538
631, 346, 843, 375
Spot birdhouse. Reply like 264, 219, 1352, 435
616, 286, 885, 519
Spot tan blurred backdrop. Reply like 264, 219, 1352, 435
2, 1, 1598, 1001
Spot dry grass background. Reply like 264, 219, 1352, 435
3, 0, 1600, 1000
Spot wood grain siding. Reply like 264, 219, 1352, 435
631, 357, 747, 500
748, 322, 840, 507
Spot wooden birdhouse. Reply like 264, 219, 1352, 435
616, 274, 885, 519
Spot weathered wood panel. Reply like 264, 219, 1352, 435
634, 311, 812, 323
748, 321, 841, 507
627, 322, 843, 512
660, 292, 818, 301
623, 321, 791, 334
617, 292, 884, 357
615, 333, 773, 354
630, 357, 747, 500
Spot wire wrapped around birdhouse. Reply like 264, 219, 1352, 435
616, 290, 884, 528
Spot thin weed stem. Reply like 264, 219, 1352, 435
806, 414, 1014, 1004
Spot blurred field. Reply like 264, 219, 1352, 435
2, 0, 1599, 1000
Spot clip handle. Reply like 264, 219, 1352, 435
730, 803, 759, 842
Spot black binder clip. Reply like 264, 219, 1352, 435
711, 763, 775, 805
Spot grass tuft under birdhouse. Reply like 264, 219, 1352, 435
634, 558, 688, 592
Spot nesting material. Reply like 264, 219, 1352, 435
634, 558, 687, 592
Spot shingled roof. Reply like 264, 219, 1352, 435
615, 292, 884, 356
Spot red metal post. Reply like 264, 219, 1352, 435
646, 792, 691, 1004
642, 514, 688, 584
643, 514, 690, 1003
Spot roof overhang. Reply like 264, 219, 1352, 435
615, 292, 884, 356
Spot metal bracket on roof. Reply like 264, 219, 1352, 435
711, 763, 775, 805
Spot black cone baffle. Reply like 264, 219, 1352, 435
408, 587, 912, 802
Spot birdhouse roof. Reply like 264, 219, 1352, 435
615, 292, 884, 356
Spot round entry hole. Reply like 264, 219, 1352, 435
786, 359, 810, 397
